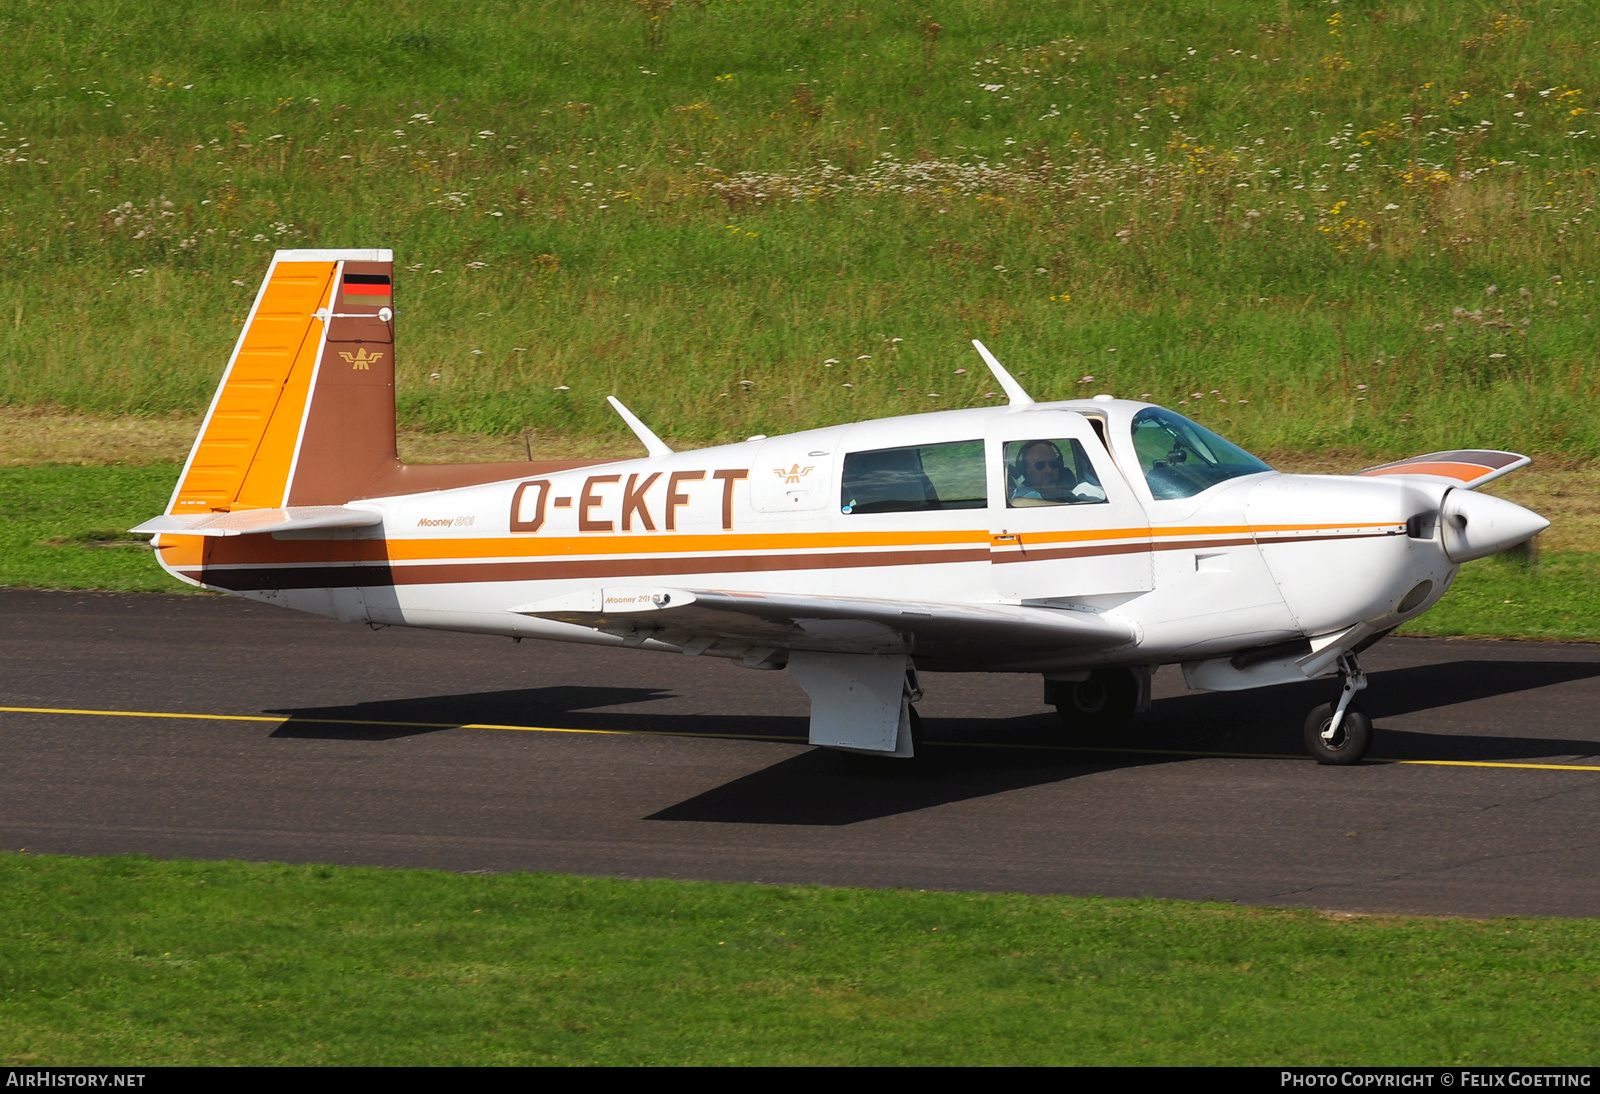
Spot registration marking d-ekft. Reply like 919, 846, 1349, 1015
3, 705, 1599, 770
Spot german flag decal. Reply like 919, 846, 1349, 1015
341, 273, 392, 306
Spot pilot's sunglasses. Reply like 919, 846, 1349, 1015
1031, 458, 1065, 470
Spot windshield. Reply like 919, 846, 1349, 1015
1130, 407, 1273, 500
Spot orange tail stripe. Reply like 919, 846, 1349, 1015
171, 262, 337, 513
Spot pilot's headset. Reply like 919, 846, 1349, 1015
1011, 440, 1067, 485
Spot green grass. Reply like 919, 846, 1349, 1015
1, 1, 1598, 454
1400, 549, 1600, 642
2, 852, 1599, 1065
0, 463, 188, 593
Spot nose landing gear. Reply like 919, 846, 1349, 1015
1304, 654, 1372, 765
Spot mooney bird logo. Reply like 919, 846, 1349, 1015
774, 463, 815, 485
338, 349, 385, 371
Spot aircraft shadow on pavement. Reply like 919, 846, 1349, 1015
268, 685, 686, 740
1357, 657, 1600, 762
645, 739, 1133, 826
1361, 658, 1600, 720
652, 658, 1600, 825
1140, 659, 1600, 763
260, 657, 1600, 823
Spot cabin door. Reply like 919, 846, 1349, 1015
986, 410, 1153, 603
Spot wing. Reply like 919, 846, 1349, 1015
508, 587, 1135, 666
1357, 449, 1531, 490
130, 505, 383, 537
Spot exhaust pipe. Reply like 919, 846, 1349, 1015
1438, 488, 1549, 563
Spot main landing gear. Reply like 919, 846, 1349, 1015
1051, 668, 1140, 734
1303, 654, 1373, 765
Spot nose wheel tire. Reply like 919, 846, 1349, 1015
1054, 669, 1138, 734
1304, 703, 1373, 765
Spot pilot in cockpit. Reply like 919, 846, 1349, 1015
1008, 439, 1108, 506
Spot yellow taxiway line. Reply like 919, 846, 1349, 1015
4, 704, 1600, 772
0, 705, 801, 742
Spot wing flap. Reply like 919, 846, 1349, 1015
508, 587, 1135, 660
1357, 449, 1531, 489
131, 505, 383, 537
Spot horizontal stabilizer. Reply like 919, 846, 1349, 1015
509, 587, 1133, 661
1358, 449, 1531, 490
131, 506, 383, 538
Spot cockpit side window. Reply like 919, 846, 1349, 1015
1130, 407, 1273, 500
1084, 416, 1111, 453
1003, 438, 1109, 508
841, 439, 986, 514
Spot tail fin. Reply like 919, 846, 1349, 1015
168, 248, 397, 513
166, 248, 600, 518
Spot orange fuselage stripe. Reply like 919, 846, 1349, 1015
159, 520, 1401, 578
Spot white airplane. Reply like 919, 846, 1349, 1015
135, 249, 1550, 766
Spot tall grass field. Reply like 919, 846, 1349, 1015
1, 0, 1598, 454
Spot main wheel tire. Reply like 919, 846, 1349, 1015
1304, 703, 1373, 765
1053, 669, 1139, 734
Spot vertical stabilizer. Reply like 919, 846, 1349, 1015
165, 248, 608, 517
167, 249, 394, 514
284, 254, 399, 505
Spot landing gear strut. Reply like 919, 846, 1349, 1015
1303, 654, 1373, 765
1052, 668, 1139, 734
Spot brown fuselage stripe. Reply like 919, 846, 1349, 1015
177, 528, 1402, 592
1252, 530, 1400, 546
991, 539, 1162, 563
180, 546, 994, 591
997, 529, 1398, 564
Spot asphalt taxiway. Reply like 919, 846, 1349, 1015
4, 588, 1600, 917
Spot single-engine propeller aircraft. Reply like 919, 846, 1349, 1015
135, 249, 1550, 764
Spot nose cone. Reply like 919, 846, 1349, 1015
1440, 488, 1550, 563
